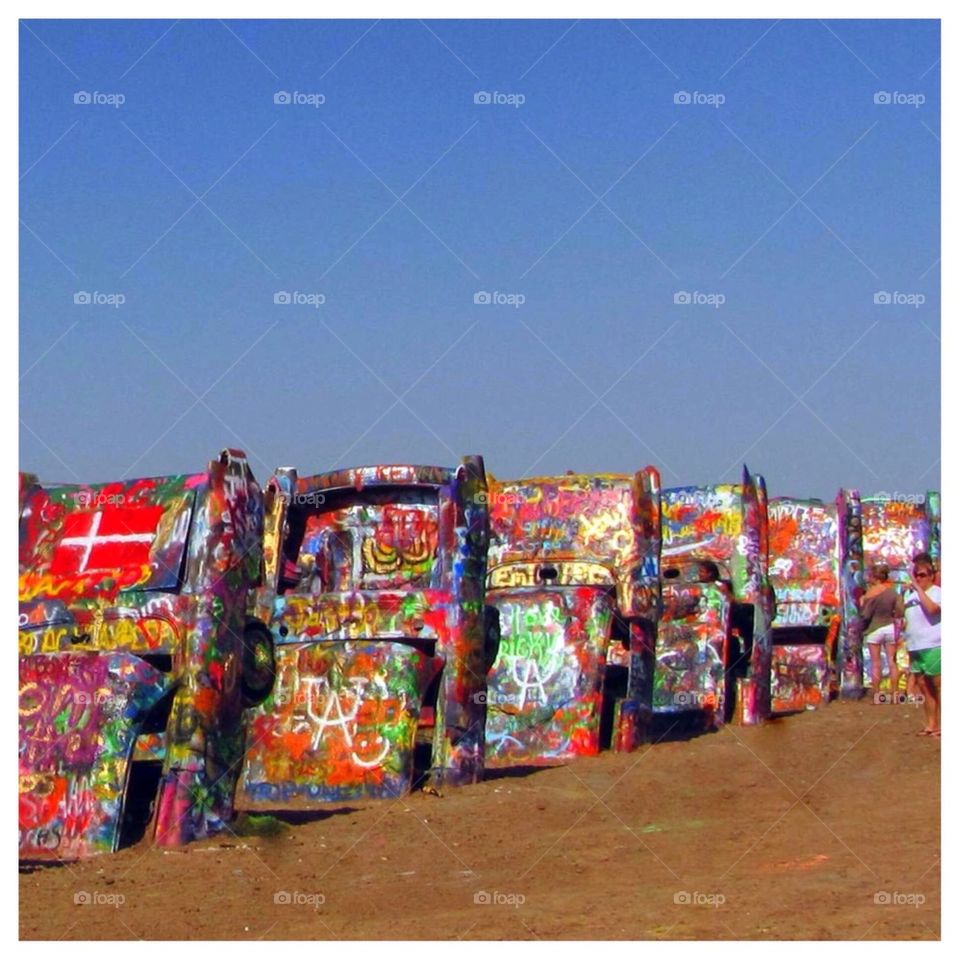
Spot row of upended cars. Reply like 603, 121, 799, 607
18, 450, 939, 859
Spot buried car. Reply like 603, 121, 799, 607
483, 470, 661, 765
767, 492, 865, 712
658, 467, 773, 726
19, 450, 270, 860
859, 491, 941, 693
236, 458, 492, 808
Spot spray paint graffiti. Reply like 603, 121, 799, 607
655, 582, 728, 717
659, 466, 773, 726
238, 458, 491, 808
836, 493, 866, 698
767, 494, 863, 712
484, 470, 661, 764
485, 589, 613, 763
19, 652, 168, 855
860, 493, 940, 691
861, 495, 939, 582
19, 450, 266, 860
241, 641, 441, 805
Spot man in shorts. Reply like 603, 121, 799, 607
902, 553, 941, 736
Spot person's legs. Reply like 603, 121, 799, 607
924, 649, 941, 733
885, 641, 901, 697
908, 652, 928, 731
868, 642, 883, 698
920, 674, 938, 732
911, 649, 941, 733
930, 674, 941, 733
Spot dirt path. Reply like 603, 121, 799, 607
20, 699, 940, 940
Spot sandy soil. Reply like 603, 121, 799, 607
20, 699, 940, 940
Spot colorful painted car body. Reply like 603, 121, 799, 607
483, 470, 661, 765
859, 492, 941, 691
861, 493, 940, 582
19, 450, 267, 860
236, 458, 491, 808
767, 492, 865, 712
659, 467, 773, 725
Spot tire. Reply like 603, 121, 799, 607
240, 620, 276, 708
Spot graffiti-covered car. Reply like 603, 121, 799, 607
483, 470, 661, 765
658, 467, 773, 726
236, 458, 491, 808
860, 492, 941, 691
767, 492, 864, 712
19, 450, 269, 860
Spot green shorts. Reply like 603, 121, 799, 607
908, 647, 941, 677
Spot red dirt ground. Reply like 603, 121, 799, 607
19, 699, 940, 940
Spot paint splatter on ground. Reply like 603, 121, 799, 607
20, 700, 939, 940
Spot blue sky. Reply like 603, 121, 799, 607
20, 19, 940, 499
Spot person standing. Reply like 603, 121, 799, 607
860, 563, 903, 699
902, 553, 941, 736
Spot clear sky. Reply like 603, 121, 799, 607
20, 19, 940, 500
